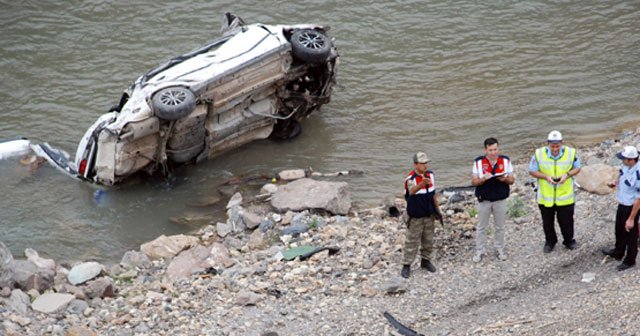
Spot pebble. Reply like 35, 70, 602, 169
5, 137, 640, 335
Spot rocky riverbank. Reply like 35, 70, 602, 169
3, 129, 640, 336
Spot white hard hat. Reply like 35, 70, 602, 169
547, 130, 563, 142
617, 146, 639, 160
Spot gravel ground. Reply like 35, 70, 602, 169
3, 130, 640, 336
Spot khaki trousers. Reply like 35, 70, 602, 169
403, 216, 435, 265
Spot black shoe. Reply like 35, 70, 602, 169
543, 244, 555, 253
401, 265, 411, 278
601, 248, 623, 260
617, 263, 635, 271
420, 259, 436, 273
564, 240, 578, 250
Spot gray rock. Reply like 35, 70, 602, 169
227, 205, 246, 232
7, 314, 30, 327
209, 243, 236, 269
235, 290, 263, 306
260, 183, 278, 194
66, 299, 89, 315
165, 245, 210, 281
246, 230, 265, 250
2, 320, 22, 336
277, 169, 306, 181
120, 250, 152, 270
108, 264, 126, 277
57, 283, 86, 300
66, 326, 97, 336
382, 277, 408, 294
24, 248, 55, 270
0, 241, 14, 288
140, 234, 200, 260
31, 293, 75, 314
12, 259, 54, 292
216, 222, 232, 238
447, 192, 465, 203
581, 272, 596, 283
0, 286, 10, 297
282, 223, 309, 236
574, 163, 618, 195
271, 178, 351, 215
83, 277, 116, 299
51, 325, 64, 335
291, 212, 308, 226
226, 192, 243, 209
134, 322, 150, 334
1, 289, 29, 314
241, 210, 262, 230
259, 219, 274, 233
68, 262, 103, 285
25, 273, 54, 293
224, 237, 244, 251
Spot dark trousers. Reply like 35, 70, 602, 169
539, 204, 575, 246
613, 204, 639, 266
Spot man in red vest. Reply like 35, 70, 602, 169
401, 152, 442, 278
471, 137, 515, 262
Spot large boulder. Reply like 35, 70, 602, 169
574, 164, 619, 195
0, 242, 14, 288
165, 245, 210, 281
270, 178, 351, 215
12, 260, 55, 292
24, 248, 55, 271
140, 234, 200, 260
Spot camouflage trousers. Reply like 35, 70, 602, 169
403, 216, 435, 265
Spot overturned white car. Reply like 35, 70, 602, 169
3, 14, 338, 185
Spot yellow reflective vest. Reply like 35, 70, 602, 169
535, 146, 576, 207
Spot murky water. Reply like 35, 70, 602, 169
1, 0, 639, 262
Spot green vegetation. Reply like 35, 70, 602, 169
506, 196, 527, 218
468, 207, 478, 218
309, 218, 319, 230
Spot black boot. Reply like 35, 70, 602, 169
601, 247, 623, 260
401, 265, 410, 278
421, 259, 436, 273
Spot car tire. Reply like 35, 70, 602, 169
290, 29, 331, 65
151, 86, 196, 120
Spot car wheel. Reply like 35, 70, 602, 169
151, 86, 196, 120
290, 29, 331, 65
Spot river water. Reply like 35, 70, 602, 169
1, 1, 639, 262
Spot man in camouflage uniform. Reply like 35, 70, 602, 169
401, 152, 441, 278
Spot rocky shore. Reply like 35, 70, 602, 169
3, 129, 640, 336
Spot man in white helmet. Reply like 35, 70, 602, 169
529, 130, 581, 253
